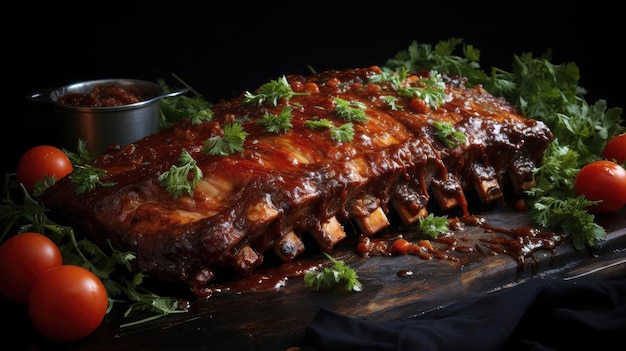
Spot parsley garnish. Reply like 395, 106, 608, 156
0, 175, 186, 325
32, 174, 57, 197
370, 66, 447, 108
305, 118, 355, 143
333, 97, 368, 122
259, 105, 293, 133
383, 38, 626, 250
190, 108, 214, 125
157, 149, 202, 199
528, 195, 604, 250
432, 120, 467, 148
304, 252, 362, 292
70, 164, 117, 195
397, 70, 447, 109
158, 77, 213, 129
202, 122, 248, 155
418, 213, 450, 238
243, 75, 309, 106
63, 139, 95, 166
381, 95, 403, 110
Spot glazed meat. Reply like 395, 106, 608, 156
39, 66, 554, 296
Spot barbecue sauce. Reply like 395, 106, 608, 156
354, 214, 563, 268
196, 212, 564, 297
58, 84, 148, 107
40, 67, 556, 296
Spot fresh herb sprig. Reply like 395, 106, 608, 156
260, 105, 294, 133
304, 252, 362, 292
383, 38, 625, 250
381, 95, 403, 110
63, 139, 95, 166
305, 118, 355, 143
0, 79, 214, 328
158, 149, 203, 199
243, 75, 310, 106
432, 120, 467, 148
383, 38, 515, 95
418, 213, 450, 238
0, 175, 186, 325
70, 164, 117, 195
370, 66, 447, 109
158, 76, 214, 129
333, 97, 368, 122
202, 122, 248, 155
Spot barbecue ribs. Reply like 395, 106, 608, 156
39, 66, 554, 295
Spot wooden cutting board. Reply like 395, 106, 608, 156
2, 204, 625, 351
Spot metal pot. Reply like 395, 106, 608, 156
28, 79, 188, 155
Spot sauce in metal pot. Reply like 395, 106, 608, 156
58, 84, 147, 107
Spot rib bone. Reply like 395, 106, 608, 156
39, 67, 554, 293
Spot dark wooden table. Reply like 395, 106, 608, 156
3, 204, 625, 351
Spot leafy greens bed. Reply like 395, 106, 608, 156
1, 38, 624, 326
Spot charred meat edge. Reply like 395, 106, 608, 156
40, 66, 554, 296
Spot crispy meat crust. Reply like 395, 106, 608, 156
40, 66, 554, 295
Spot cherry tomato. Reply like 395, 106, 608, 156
574, 160, 626, 213
16, 145, 73, 195
28, 265, 108, 342
0, 232, 63, 304
603, 133, 626, 165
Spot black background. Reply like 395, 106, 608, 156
3, 2, 623, 176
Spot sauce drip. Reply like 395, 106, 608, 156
195, 212, 564, 298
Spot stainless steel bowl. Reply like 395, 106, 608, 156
28, 79, 188, 155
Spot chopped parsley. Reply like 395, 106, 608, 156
432, 120, 467, 148
418, 213, 450, 238
70, 164, 117, 195
157, 149, 203, 199
259, 105, 294, 133
381, 95, 403, 110
202, 122, 248, 156
333, 97, 369, 122
305, 118, 355, 143
304, 252, 362, 292
370, 66, 447, 109
243, 75, 310, 106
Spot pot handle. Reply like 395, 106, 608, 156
158, 87, 190, 99
26, 88, 55, 104
27, 86, 190, 104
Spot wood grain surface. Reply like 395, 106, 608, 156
2, 204, 625, 351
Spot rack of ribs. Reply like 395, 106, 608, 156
39, 66, 554, 296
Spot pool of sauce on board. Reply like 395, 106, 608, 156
193, 212, 565, 298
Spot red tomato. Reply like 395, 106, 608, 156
603, 133, 626, 165
574, 160, 626, 213
16, 145, 73, 195
28, 265, 108, 342
0, 232, 63, 304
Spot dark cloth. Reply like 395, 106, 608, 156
301, 276, 626, 350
